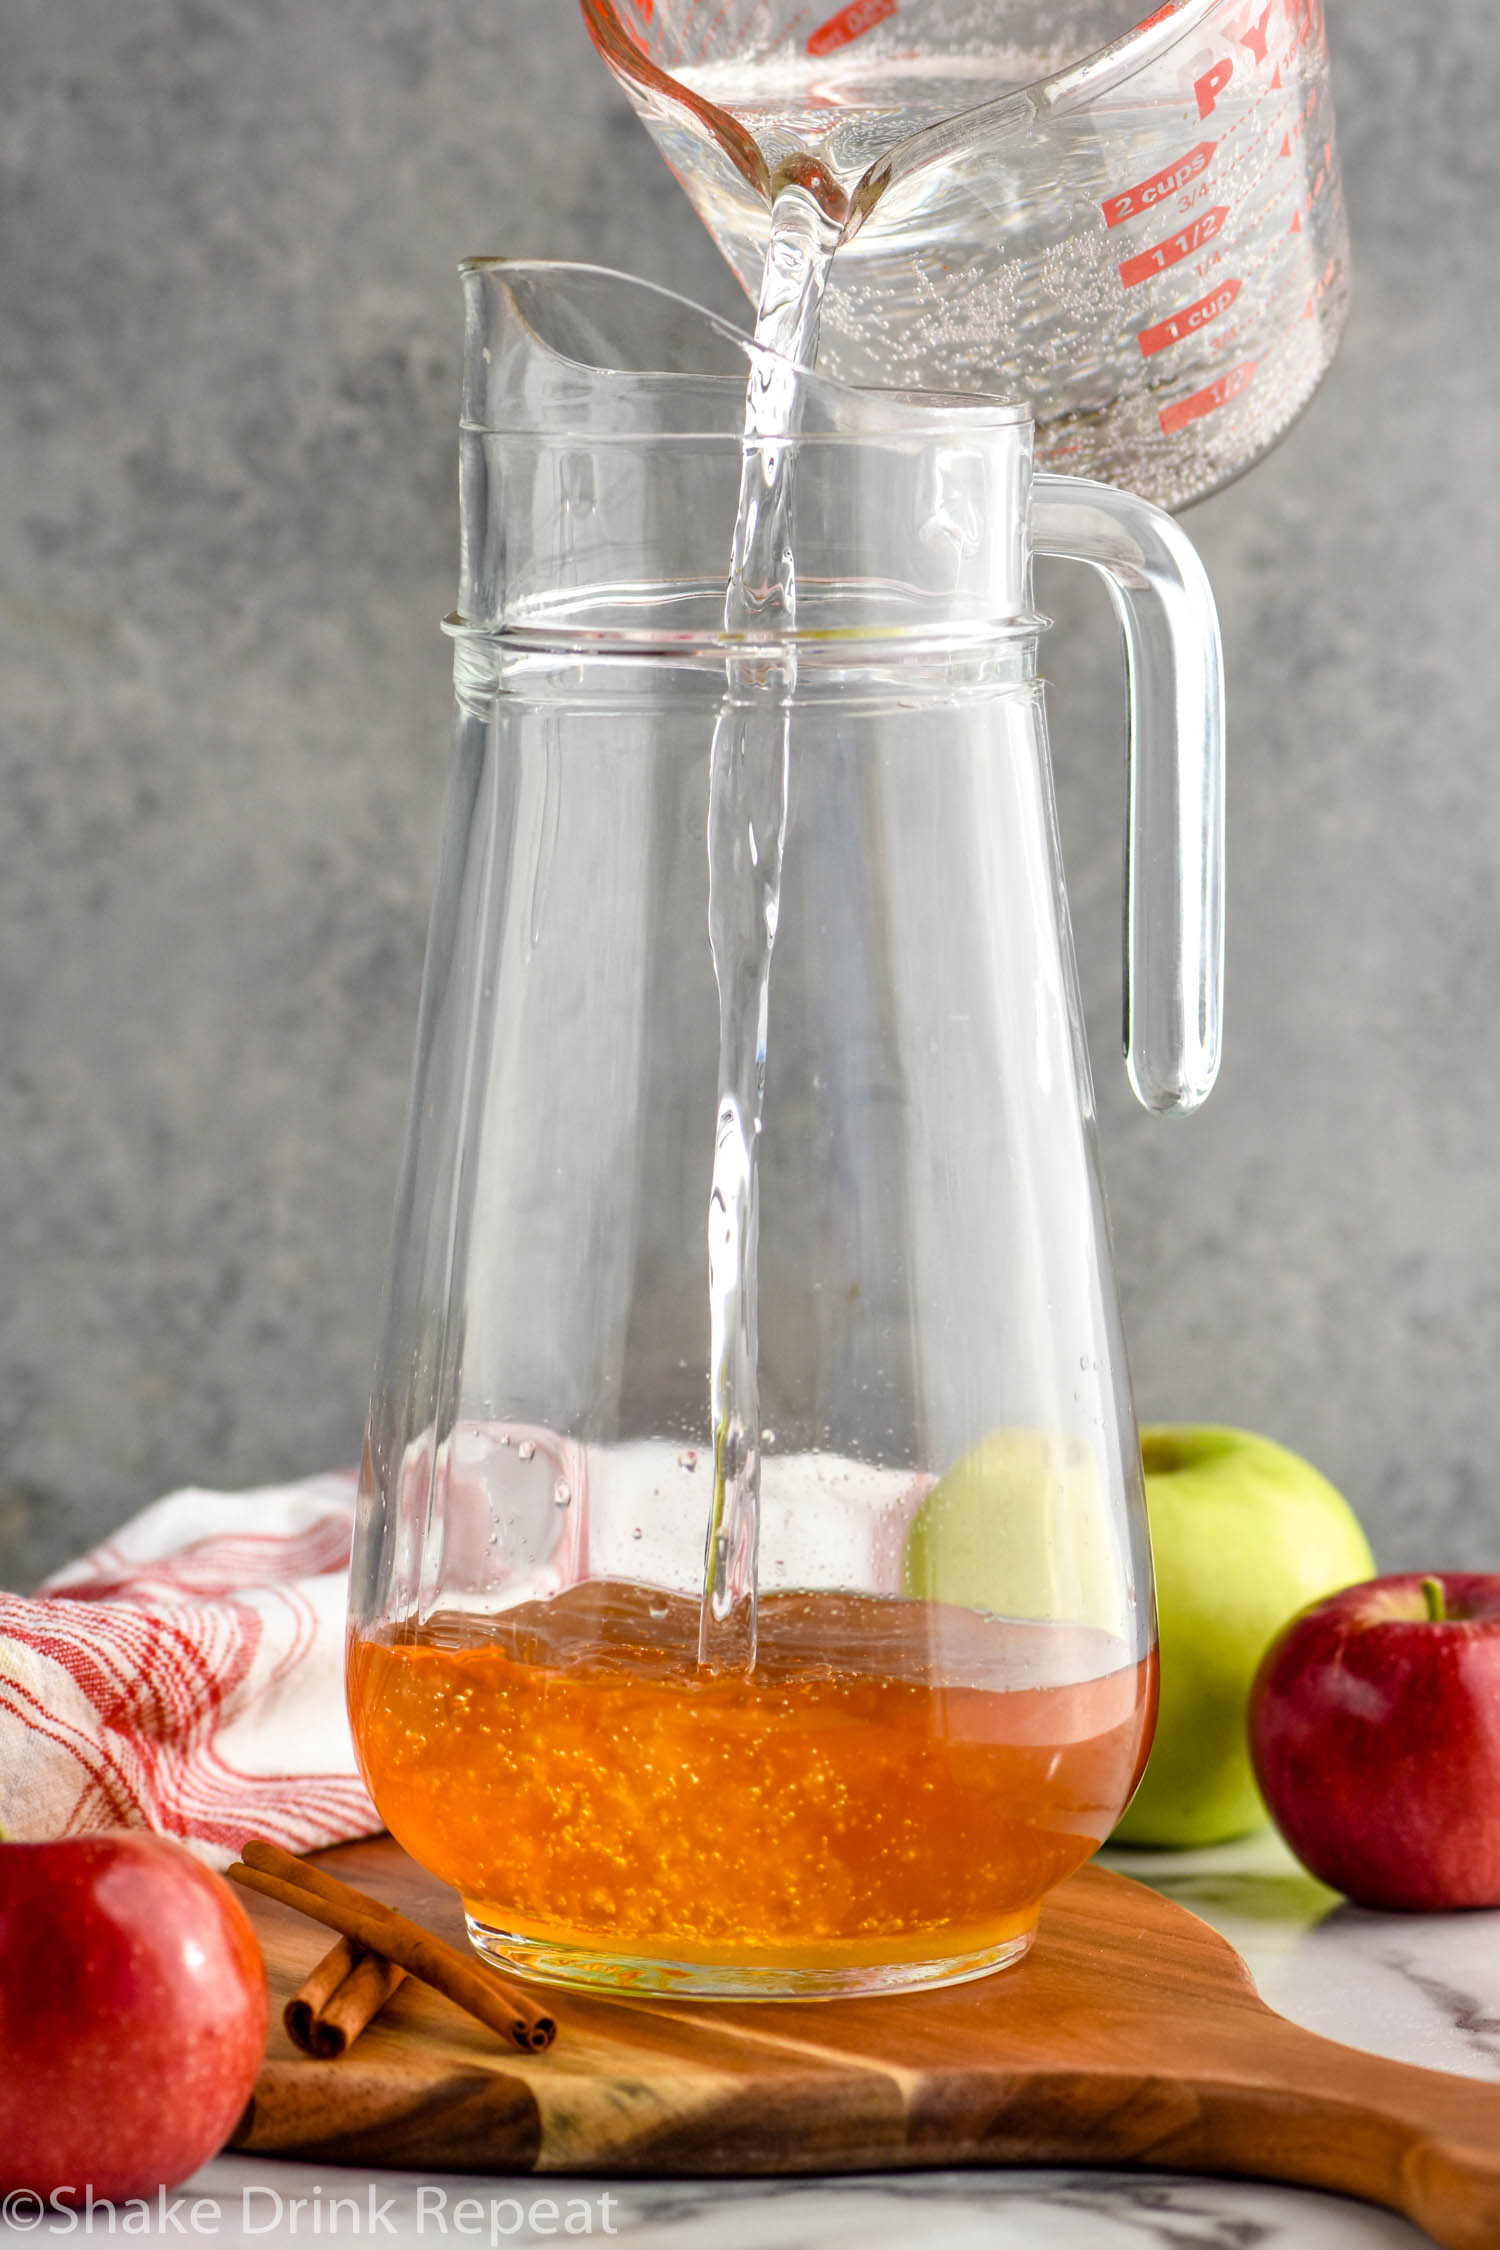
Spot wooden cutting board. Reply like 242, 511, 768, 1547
234, 1835, 1500, 2249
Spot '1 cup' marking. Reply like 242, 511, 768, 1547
1137, 276, 1242, 357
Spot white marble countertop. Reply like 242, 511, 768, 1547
8, 1832, 1498, 2249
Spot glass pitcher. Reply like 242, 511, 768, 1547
347, 261, 1226, 1998
581, 0, 1350, 507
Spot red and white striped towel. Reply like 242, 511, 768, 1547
0, 1473, 379, 1867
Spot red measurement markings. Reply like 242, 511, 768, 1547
1159, 361, 1258, 435
1233, 1, 1273, 63
1102, 142, 1215, 228
1286, 140, 1336, 229
1300, 255, 1341, 319
807, 0, 895, 55
1119, 206, 1228, 289
1134, 3, 1179, 29
1194, 56, 1234, 117
1285, 0, 1327, 57
1137, 278, 1241, 357
1279, 97, 1321, 162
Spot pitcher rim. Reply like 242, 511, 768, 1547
459, 256, 1033, 439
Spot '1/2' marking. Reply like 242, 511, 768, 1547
1119, 206, 1229, 289
1159, 359, 1258, 434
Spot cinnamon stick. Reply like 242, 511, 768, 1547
284, 1935, 408, 2059
228, 1839, 556, 2053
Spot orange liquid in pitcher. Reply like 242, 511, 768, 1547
348, 1582, 1155, 1973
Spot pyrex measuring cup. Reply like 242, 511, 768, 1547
582, 0, 1350, 506
344, 262, 1235, 1997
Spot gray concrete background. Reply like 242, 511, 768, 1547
1, 0, 1496, 1586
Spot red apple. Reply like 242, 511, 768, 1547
1249, 1572, 1500, 1910
0, 1833, 268, 2198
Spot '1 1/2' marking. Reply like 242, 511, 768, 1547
1118, 206, 1229, 289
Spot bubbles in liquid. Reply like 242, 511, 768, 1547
658, 22, 1349, 509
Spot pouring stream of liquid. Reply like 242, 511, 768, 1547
699, 186, 840, 1672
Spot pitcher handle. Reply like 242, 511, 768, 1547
1032, 474, 1226, 1117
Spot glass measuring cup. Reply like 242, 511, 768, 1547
342, 261, 1236, 1998
581, 0, 1350, 507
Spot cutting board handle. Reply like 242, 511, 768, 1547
1170, 2008, 1500, 2249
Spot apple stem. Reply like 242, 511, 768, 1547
1421, 1575, 1447, 1623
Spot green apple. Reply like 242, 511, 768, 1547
1113, 1425, 1375, 1847
901, 1427, 1129, 1636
